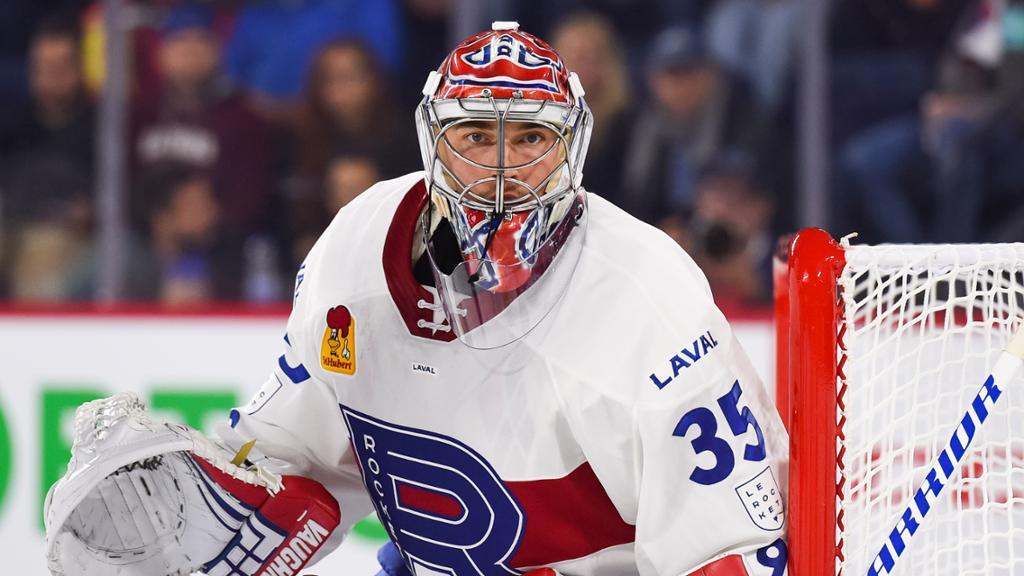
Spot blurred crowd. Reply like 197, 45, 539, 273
0, 0, 1022, 309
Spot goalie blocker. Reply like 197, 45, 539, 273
44, 393, 341, 576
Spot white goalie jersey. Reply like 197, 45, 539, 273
223, 171, 790, 576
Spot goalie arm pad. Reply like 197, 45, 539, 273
193, 455, 341, 576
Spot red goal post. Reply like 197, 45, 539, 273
775, 229, 1024, 576
774, 228, 845, 575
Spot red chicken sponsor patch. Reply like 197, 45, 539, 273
320, 305, 356, 375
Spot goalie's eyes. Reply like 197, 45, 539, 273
520, 131, 546, 146
462, 130, 549, 149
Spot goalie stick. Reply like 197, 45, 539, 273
866, 323, 1024, 576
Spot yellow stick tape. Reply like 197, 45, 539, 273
231, 439, 257, 467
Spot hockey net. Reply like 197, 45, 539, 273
776, 229, 1024, 575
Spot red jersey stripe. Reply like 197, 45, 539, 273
507, 462, 635, 568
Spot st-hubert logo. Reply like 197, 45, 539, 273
321, 305, 356, 375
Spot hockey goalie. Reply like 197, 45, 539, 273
45, 22, 789, 576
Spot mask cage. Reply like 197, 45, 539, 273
416, 90, 593, 216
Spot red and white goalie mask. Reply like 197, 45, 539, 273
415, 21, 593, 348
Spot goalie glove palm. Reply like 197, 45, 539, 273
45, 394, 341, 576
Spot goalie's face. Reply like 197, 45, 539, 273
437, 119, 566, 209
432, 119, 570, 292
414, 23, 592, 348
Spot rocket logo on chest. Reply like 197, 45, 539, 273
340, 406, 637, 575
321, 305, 356, 375
342, 406, 524, 576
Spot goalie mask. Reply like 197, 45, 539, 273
415, 21, 593, 349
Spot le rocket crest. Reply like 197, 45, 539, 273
736, 467, 785, 532
321, 305, 356, 375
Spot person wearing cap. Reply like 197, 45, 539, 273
620, 25, 766, 229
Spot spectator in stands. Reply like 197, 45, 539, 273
131, 4, 270, 240
829, 0, 965, 241
145, 166, 242, 305
934, 0, 1024, 242
293, 40, 416, 180
619, 25, 764, 225
515, 0, 716, 73
325, 155, 380, 215
685, 158, 775, 308
551, 11, 634, 206
3, 161, 92, 301
279, 40, 415, 268
833, 114, 935, 243
705, 0, 799, 112
284, 154, 381, 264
223, 0, 401, 111
829, 0, 972, 145
0, 13, 94, 173
1, 14, 96, 301
0, 2, 90, 130
833, 0, 996, 243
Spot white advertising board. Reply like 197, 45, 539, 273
0, 311, 773, 575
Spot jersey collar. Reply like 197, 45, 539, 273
383, 180, 458, 342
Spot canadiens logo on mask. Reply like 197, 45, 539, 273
457, 33, 564, 93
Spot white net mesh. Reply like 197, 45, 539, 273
839, 243, 1024, 575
